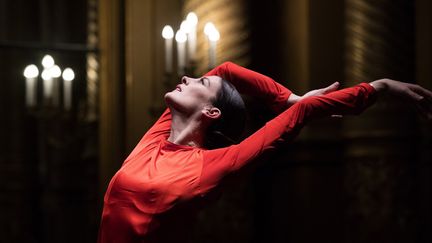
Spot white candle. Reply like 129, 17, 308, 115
180, 21, 190, 64
209, 39, 217, 69
175, 30, 187, 76
205, 23, 220, 69
41, 69, 53, 100
41, 54, 55, 102
49, 65, 62, 107
162, 25, 174, 73
62, 68, 75, 110
23, 64, 39, 107
186, 12, 198, 61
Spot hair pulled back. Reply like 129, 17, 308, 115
204, 79, 246, 149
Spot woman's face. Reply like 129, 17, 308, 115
165, 75, 223, 115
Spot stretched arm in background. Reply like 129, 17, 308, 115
198, 78, 432, 194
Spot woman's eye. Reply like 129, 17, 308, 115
200, 78, 204, 84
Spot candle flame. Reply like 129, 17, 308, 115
62, 68, 75, 81
175, 30, 187, 43
186, 12, 198, 26
162, 25, 174, 39
24, 64, 39, 78
42, 55, 55, 68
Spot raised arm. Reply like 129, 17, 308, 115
205, 61, 293, 113
198, 83, 377, 194
205, 61, 341, 113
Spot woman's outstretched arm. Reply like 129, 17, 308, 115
198, 79, 432, 194
198, 83, 376, 193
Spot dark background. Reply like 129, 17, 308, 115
0, 0, 430, 242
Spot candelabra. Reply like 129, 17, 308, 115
161, 12, 221, 86
24, 54, 75, 111
23, 53, 88, 242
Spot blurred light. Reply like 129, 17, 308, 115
87, 69, 98, 80
42, 55, 55, 68
23, 64, 39, 78
208, 27, 220, 42
180, 20, 192, 33
175, 30, 187, 43
186, 12, 198, 26
162, 25, 174, 39
204, 22, 216, 36
88, 56, 99, 69
41, 69, 52, 81
62, 68, 75, 81
49, 65, 62, 78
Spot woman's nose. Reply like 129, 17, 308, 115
181, 76, 189, 85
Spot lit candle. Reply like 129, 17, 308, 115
186, 12, 198, 61
62, 68, 75, 110
175, 30, 187, 76
49, 65, 62, 107
41, 55, 55, 101
204, 23, 220, 69
23, 64, 39, 107
42, 54, 54, 68
162, 25, 174, 73
41, 69, 53, 101
180, 21, 190, 64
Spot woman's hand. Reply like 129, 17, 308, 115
287, 82, 340, 106
370, 78, 432, 119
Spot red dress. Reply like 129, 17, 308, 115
98, 62, 377, 243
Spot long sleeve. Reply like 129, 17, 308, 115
205, 61, 293, 113
198, 83, 377, 194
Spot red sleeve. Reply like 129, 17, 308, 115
198, 83, 377, 194
205, 61, 293, 113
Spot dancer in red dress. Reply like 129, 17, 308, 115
98, 62, 432, 243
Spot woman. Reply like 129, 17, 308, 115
98, 62, 432, 243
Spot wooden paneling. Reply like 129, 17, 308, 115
98, 0, 125, 199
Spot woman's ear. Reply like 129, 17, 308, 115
202, 106, 221, 120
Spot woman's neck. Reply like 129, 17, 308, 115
167, 110, 205, 147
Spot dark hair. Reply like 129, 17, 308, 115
204, 79, 246, 149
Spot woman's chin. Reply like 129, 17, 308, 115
164, 93, 181, 110
164, 91, 177, 102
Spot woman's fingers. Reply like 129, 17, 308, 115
406, 85, 432, 120
418, 95, 432, 120
406, 88, 424, 101
410, 84, 432, 99
383, 79, 432, 120
323, 82, 340, 94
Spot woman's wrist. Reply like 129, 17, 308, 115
369, 79, 389, 92
287, 93, 301, 106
